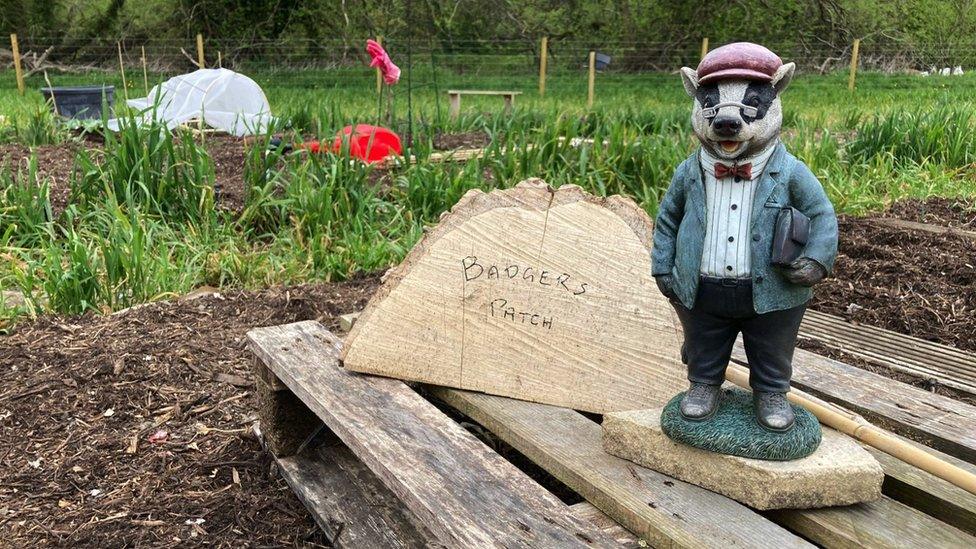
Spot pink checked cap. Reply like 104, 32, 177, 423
697, 42, 782, 84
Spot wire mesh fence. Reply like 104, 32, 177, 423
3, 35, 973, 99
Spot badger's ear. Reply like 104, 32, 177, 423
771, 62, 795, 94
679, 67, 699, 97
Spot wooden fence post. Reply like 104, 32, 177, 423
375, 36, 383, 95
117, 42, 129, 101
141, 45, 149, 94
700, 37, 709, 60
10, 34, 25, 95
196, 33, 205, 69
538, 36, 548, 96
587, 50, 595, 108
848, 38, 860, 92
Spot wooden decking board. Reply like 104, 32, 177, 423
434, 388, 976, 548
865, 443, 976, 536
247, 321, 618, 548
732, 344, 976, 464
800, 310, 976, 394
276, 440, 439, 548
261, 425, 641, 548
803, 312, 976, 372
432, 387, 812, 549
568, 503, 641, 548
766, 494, 976, 548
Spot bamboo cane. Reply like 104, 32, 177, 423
10, 34, 25, 95
140, 45, 149, 94
725, 364, 976, 496
587, 51, 596, 108
538, 37, 548, 97
117, 42, 129, 101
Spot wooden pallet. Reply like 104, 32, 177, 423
249, 321, 976, 547
799, 309, 976, 397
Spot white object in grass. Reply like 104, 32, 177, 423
107, 68, 275, 136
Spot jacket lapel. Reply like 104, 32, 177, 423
750, 142, 787, 229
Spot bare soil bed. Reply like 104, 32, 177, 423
0, 143, 81, 217
811, 212, 976, 352
2, 131, 490, 217
880, 196, 976, 229
0, 277, 379, 547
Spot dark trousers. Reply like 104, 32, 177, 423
670, 276, 806, 393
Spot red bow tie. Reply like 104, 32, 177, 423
714, 162, 753, 180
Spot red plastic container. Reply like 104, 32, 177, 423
300, 125, 402, 164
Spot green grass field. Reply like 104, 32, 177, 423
1, 67, 975, 326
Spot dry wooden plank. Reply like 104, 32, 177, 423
263, 419, 638, 548
435, 387, 976, 548
732, 345, 976, 463
432, 387, 812, 549
766, 495, 976, 548
247, 321, 617, 548
800, 310, 976, 395
568, 503, 641, 548
866, 444, 976, 536
257, 424, 439, 548
342, 180, 686, 413
870, 217, 976, 241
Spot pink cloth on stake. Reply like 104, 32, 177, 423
367, 39, 401, 85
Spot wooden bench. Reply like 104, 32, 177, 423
250, 321, 976, 547
447, 89, 522, 119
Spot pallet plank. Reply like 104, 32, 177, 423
266, 430, 439, 548
732, 345, 976, 463
865, 444, 976, 536
264, 422, 638, 548
766, 495, 975, 548
800, 310, 976, 395
247, 321, 617, 548
432, 387, 812, 549
435, 388, 976, 548
569, 503, 641, 548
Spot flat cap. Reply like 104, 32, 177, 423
697, 42, 782, 84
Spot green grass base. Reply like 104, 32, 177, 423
661, 388, 821, 461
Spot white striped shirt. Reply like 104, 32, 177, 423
699, 144, 776, 278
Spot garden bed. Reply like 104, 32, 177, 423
811, 212, 976, 352
1, 152, 974, 543
0, 277, 379, 546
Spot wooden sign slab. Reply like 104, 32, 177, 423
342, 179, 685, 413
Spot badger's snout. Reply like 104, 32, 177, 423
711, 116, 742, 137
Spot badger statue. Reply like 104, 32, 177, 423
652, 42, 839, 432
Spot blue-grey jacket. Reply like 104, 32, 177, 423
651, 142, 838, 314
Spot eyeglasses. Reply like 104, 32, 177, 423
701, 101, 759, 119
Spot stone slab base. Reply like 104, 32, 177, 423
602, 408, 884, 510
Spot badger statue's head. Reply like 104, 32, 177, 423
680, 42, 795, 161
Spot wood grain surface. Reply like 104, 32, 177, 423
432, 387, 811, 548
247, 321, 618, 548
733, 344, 976, 464
799, 309, 976, 396
435, 387, 976, 549
343, 179, 685, 413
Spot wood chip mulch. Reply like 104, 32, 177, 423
0, 276, 379, 547
811, 213, 976, 352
